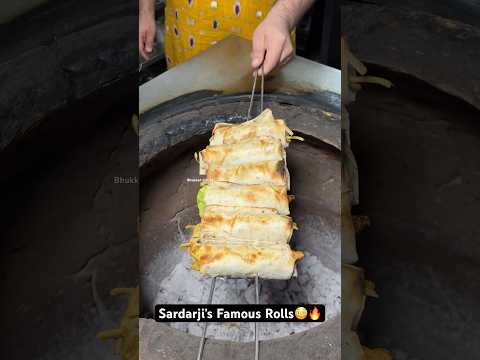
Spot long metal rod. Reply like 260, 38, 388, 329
246, 70, 258, 120
247, 64, 263, 360
255, 65, 263, 360
260, 63, 264, 112
247, 62, 265, 120
197, 62, 265, 360
254, 275, 260, 360
196, 277, 217, 360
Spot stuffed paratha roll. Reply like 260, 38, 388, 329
198, 137, 285, 175
187, 242, 304, 279
198, 211, 295, 244
209, 108, 293, 147
204, 205, 279, 216
197, 182, 290, 216
206, 160, 289, 188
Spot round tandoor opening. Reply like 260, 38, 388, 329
139, 94, 342, 358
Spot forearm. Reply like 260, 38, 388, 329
139, 0, 156, 59
270, 0, 315, 30
139, 0, 155, 16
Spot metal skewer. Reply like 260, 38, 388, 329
249, 66, 264, 360
247, 63, 265, 120
196, 62, 265, 360
254, 275, 260, 360
246, 72, 257, 120
196, 277, 216, 360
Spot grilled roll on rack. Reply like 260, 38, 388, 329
198, 137, 285, 175
183, 108, 303, 280
206, 160, 289, 188
187, 242, 304, 280
197, 182, 290, 216
196, 210, 295, 245
209, 108, 293, 147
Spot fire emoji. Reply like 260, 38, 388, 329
309, 306, 321, 321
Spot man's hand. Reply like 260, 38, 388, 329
251, 0, 314, 75
139, 0, 156, 60
251, 13, 293, 76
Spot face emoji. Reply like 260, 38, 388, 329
295, 306, 308, 320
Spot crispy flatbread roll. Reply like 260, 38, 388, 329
198, 137, 285, 175
185, 108, 303, 279
197, 182, 290, 216
204, 205, 279, 216
209, 108, 293, 147
197, 210, 295, 244
188, 242, 304, 279
206, 160, 289, 188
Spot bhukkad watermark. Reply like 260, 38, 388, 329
113, 176, 138, 184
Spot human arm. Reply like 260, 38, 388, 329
139, 0, 156, 60
251, 0, 315, 75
